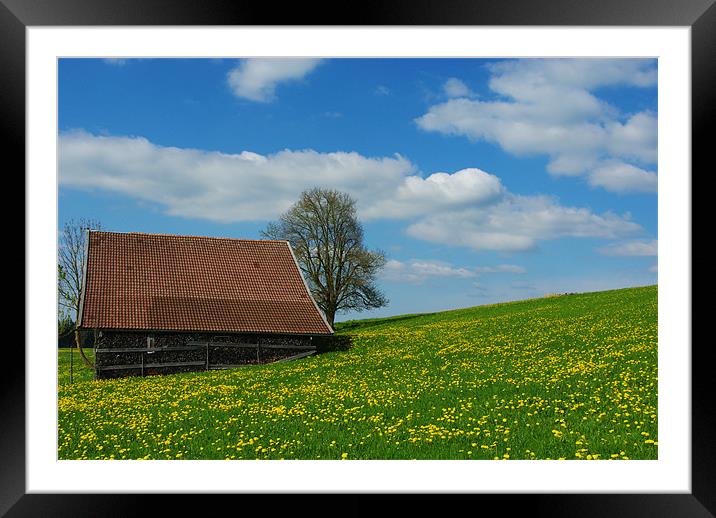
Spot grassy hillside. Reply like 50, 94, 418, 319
58, 285, 657, 460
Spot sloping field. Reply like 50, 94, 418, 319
58, 285, 657, 460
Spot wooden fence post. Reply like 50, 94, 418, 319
141, 353, 145, 377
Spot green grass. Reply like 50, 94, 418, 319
58, 349, 96, 385
58, 285, 657, 460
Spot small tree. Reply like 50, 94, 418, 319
57, 311, 75, 348
58, 312, 75, 335
262, 188, 387, 327
58, 218, 101, 366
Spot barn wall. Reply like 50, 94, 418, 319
94, 330, 315, 379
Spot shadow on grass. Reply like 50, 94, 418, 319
314, 334, 353, 354
335, 312, 436, 333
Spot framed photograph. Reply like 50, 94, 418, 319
7, 0, 709, 515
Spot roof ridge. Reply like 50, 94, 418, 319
90, 230, 288, 243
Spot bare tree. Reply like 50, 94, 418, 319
58, 218, 101, 367
262, 188, 387, 327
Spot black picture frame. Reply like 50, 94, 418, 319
5, 0, 708, 515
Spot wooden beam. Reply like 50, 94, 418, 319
187, 341, 314, 351
96, 360, 206, 371
95, 346, 202, 353
276, 350, 317, 362
260, 344, 315, 351
187, 341, 256, 348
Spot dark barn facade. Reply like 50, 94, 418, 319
77, 231, 334, 379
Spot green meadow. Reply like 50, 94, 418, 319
58, 285, 657, 460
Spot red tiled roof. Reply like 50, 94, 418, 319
78, 231, 333, 335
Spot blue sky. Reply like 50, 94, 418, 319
58, 58, 658, 321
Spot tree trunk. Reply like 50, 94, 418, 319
325, 309, 336, 329
74, 328, 94, 368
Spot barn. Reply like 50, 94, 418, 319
77, 231, 334, 379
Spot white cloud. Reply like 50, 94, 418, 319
588, 162, 658, 193
598, 239, 658, 256
59, 131, 644, 252
103, 58, 127, 66
382, 259, 525, 284
443, 78, 474, 98
362, 168, 504, 219
382, 260, 476, 283
58, 131, 505, 223
416, 59, 658, 193
486, 58, 656, 97
406, 194, 642, 252
474, 264, 527, 273
226, 58, 322, 102
59, 131, 410, 222
606, 112, 658, 164
375, 85, 391, 96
